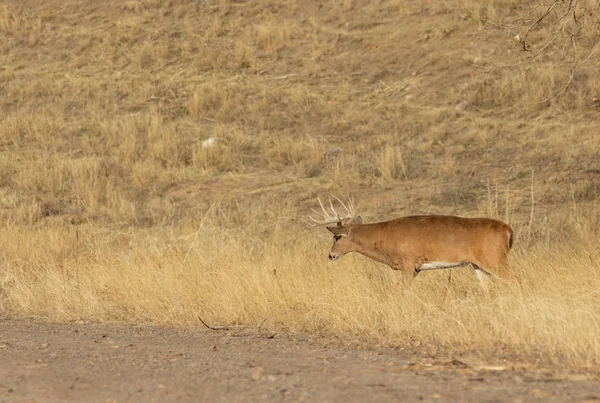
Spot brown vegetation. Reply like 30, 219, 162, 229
1, 0, 600, 367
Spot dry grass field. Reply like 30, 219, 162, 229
2, 0, 600, 369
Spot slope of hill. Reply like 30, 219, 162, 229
1, 0, 600, 366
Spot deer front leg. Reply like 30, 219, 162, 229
390, 260, 419, 290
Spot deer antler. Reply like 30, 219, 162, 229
309, 197, 356, 226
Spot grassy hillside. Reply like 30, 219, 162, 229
1, 0, 600, 367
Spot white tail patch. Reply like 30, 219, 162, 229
418, 261, 465, 271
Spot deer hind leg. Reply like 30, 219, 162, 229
473, 267, 491, 295
494, 259, 520, 287
484, 250, 519, 287
473, 263, 520, 297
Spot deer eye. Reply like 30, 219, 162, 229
333, 235, 342, 241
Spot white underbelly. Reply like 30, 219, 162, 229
418, 261, 467, 271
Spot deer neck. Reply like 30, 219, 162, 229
349, 224, 390, 266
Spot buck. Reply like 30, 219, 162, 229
310, 198, 516, 290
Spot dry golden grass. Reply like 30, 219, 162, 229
2, 213, 600, 367
1, 0, 600, 367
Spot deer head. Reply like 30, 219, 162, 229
310, 197, 362, 260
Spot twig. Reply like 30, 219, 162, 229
181, 203, 215, 268
533, 32, 600, 104
527, 170, 535, 243
474, 27, 563, 73
443, 270, 452, 303
256, 318, 267, 331
481, 0, 547, 30
478, 0, 581, 72
505, 184, 510, 223
149, 57, 179, 73
572, 2, 580, 27
522, 0, 561, 51
577, 36, 600, 64
274, 73, 298, 80
536, 64, 577, 104
558, 34, 575, 62
198, 317, 228, 331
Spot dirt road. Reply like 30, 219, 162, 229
0, 320, 598, 402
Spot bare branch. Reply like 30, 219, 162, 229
257, 318, 267, 330
461, 0, 546, 30
522, 0, 561, 51
578, 36, 600, 64
198, 317, 228, 331
558, 34, 576, 62
537, 31, 600, 104
485, 19, 565, 71
536, 64, 577, 104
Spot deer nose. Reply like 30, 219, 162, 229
329, 253, 336, 260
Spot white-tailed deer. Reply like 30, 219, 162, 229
310, 198, 515, 290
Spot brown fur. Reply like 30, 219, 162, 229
327, 215, 515, 288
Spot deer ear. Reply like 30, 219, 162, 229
351, 216, 362, 225
327, 226, 348, 235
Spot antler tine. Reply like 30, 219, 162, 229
329, 199, 340, 221
308, 198, 325, 222
309, 197, 340, 226
348, 197, 356, 217
308, 199, 324, 218
309, 197, 357, 227
316, 197, 327, 216
308, 212, 329, 226
332, 196, 349, 216
332, 196, 356, 222
319, 197, 336, 221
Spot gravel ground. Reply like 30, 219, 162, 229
1, 320, 599, 402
